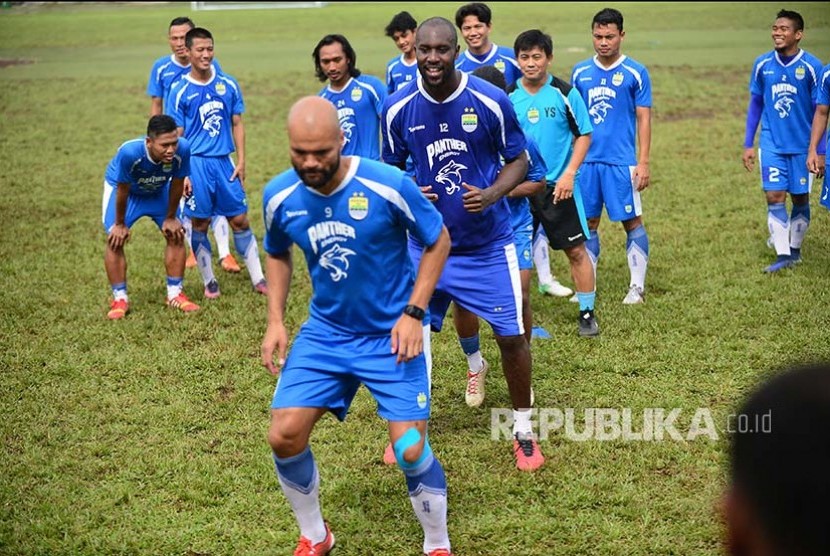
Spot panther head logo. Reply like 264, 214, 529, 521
340, 119, 356, 145
203, 114, 222, 137
435, 160, 468, 195
588, 100, 613, 124
773, 96, 795, 119
319, 243, 356, 282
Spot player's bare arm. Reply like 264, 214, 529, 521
807, 104, 828, 178
462, 151, 528, 212
634, 105, 651, 191
262, 251, 292, 374
108, 182, 132, 249
230, 114, 246, 184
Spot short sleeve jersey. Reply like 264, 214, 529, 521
455, 43, 522, 88
104, 136, 191, 196
318, 75, 388, 160
147, 55, 222, 112
262, 157, 444, 336
386, 55, 419, 94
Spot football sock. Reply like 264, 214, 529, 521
274, 447, 328, 545
576, 291, 596, 312
767, 202, 791, 256
626, 225, 649, 290
191, 230, 216, 286
459, 335, 483, 373
233, 229, 265, 284
532, 230, 553, 286
212, 216, 232, 259
111, 282, 128, 302
166, 276, 183, 300
789, 203, 810, 250
513, 408, 534, 434
182, 215, 193, 249
402, 449, 450, 554
585, 230, 600, 275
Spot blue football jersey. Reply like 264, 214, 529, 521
507, 137, 547, 232
319, 74, 387, 160
455, 44, 522, 87
386, 55, 419, 94
749, 49, 823, 154
166, 67, 244, 157
571, 55, 652, 165
147, 55, 222, 112
510, 73, 593, 183
383, 72, 527, 253
819, 63, 830, 148
104, 136, 191, 196
262, 157, 444, 336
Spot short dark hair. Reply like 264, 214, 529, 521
147, 114, 178, 138
471, 65, 506, 92
312, 34, 361, 83
592, 8, 624, 31
169, 16, 194, 30
730, 362, 830, 555
185, 27, 213, 49
777, 9, 804, 32
454, 2, 491, 28
513, 29, 553, 58
417, 17, 458, 50
385, 11, 417, 37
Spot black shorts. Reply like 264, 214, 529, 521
530, 188, 587, 251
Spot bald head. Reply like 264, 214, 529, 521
287, 96, 341, 142
287, 96, 345, 192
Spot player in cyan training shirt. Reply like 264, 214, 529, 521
262, 97, 452, 556
314, 34, 387, 160
743, 9, 823, 272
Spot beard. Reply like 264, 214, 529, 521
294, 152, 340, 191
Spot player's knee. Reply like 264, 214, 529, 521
267, 422, 306, 456
565, 245, 586, 264
393, 427, 428, 468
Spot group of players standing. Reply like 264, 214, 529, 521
98, 3, 829, 555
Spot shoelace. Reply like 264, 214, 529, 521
516, 436, 535, 457
466, 372, 481, 394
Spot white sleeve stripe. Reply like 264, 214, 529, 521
469, 89, 506, 145
621, 63, 644, 90
384, 90, 420, 154
173, 82, 188, 112
754, 57, 772, 82
355, 176, 415, 222
356, 80, 381, 103
264, 181, 302, 231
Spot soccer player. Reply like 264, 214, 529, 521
167, 27, 267, 299
743, 9, 823, 272
385, 11, 419, 94
451, 64, 546, 410
510, 29, 599, 338
383, 17, 545, 471
147, 16, 239, 275
571, 8, 652, 304
262, 96, 453, 556
724, 362, 830, 556
101, 115, 199, 319
806, 63, 829, 211
314, 34, 387, 160
453, 3, 521, 87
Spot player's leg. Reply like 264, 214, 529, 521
759, 150, 793, 272
787, 153, 812, 264
156, 213, 200, 313
533, 216, 573, 298
602, 165, 648, 303
452, 303, 487, 408
102, 181, 134, 319
580, 163, 604, 280
212, 215, 241, 273
185, 157, 221, 297
180, 204, 197, 269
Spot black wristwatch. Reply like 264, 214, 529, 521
403, 304, 426, 321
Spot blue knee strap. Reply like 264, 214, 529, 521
393, 428, 431, 470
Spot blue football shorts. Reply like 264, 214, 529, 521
758, 150, 812, 194
410, 243, 523, 337
271, 324, 431, 422
183, 155, 247, 219
819, 173, 829, 210
513, 222, 533, 271
101, 180, 173, 233
579, 162, 642, 222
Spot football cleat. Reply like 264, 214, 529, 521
204, 279, 221, 299
763, 257, 794, 273
166, 293, 200, 313
220, 253, 241, 273
293, 522, 334, 556
425, 550, 454, 556
538, 279, 573, 298
465, 359, 488, 408
513, 432, 545, 471
253, 279, 268, 295
578, 310, 600, 337
622, 285, 645, 305
107, 299, 129, 320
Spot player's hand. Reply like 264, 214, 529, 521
183, 176, 193, 197
161, 217, 185, 245
107, 224, 130, 249
230, 162, 246, 188
262, 322, 288, 375
807, 153, 826, 178
742, 148, 756, 172
420, 185, 439, 202
391, 314, 424, 364
553, 174, 574, 204
633, 162, 650, 192
462, 182, 495, 213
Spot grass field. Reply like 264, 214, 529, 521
1, 2, 830, 555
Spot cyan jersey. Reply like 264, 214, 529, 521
262, 157, 444, 336
386, 55, 419, 94
749, 50, 823, 154
104, 136, 191, 196
455, 44, 522, 87
510, 74, 593, 183
571, 55, 651, 165
383, 72, 527, 253
319, 75, 387, 160
507, 137, 547, 232
146, 55, 222, 111
819, 63, 830, 148
167, 67, 244, 157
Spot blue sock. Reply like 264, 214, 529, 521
625, 225, 650, 257
191, 229, 212, 257
458, 334, 480, 355
166, 276, 183, 288
585, 231, 600, 264
233, 228, 254, 256
274, 446, 316, 492
576, 291, 595, 312
111, 282, 127, 301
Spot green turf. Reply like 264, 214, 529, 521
1, 2, 829, 555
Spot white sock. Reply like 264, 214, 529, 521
466, 351, 484, 374
513, 408, 533, 435
533, 230, 553, 286
768, 204, 791, 256
212, 216, 232, 259
195, 243, 216, 286
278, 467, 327, 544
